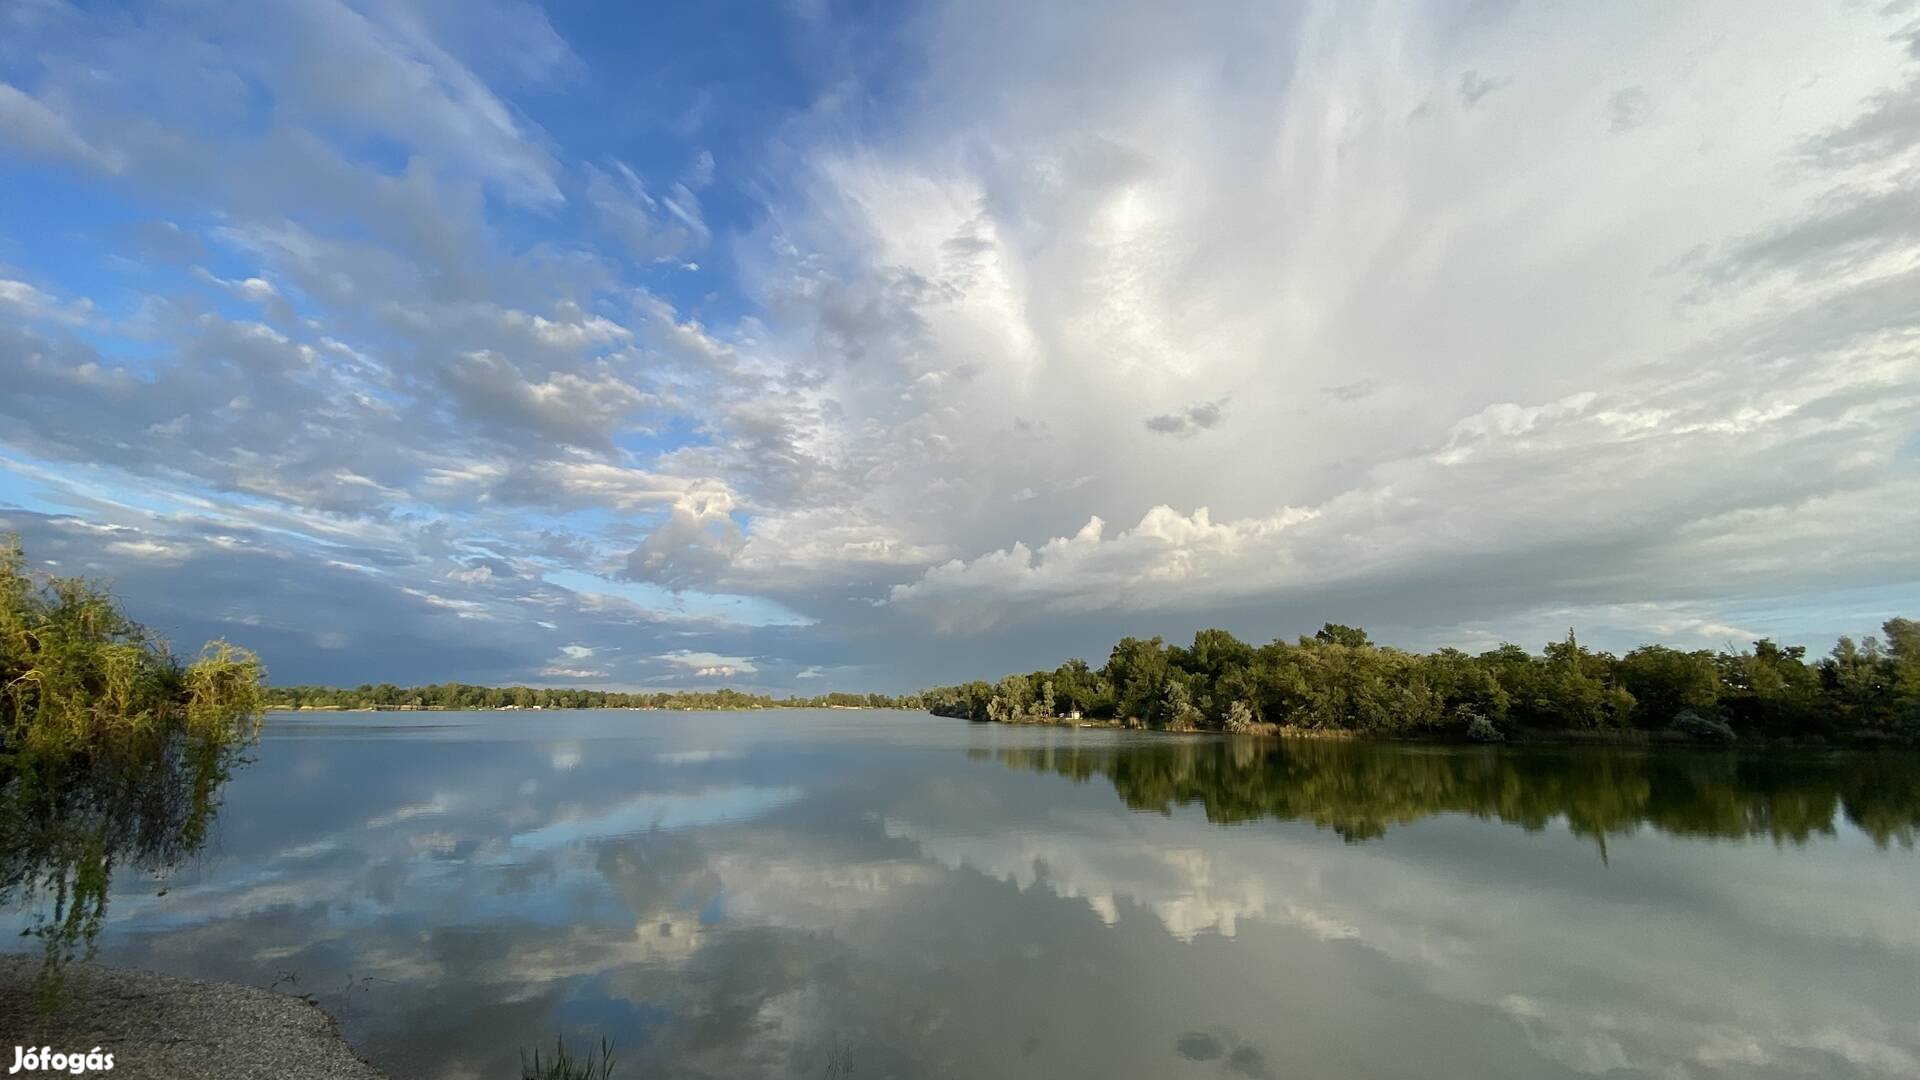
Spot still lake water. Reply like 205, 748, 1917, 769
26, 709, 1920, 1079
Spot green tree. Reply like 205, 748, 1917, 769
1313, 623, 1371, 649
1822, 635, 1896, 730
1885, 618, 1920, 728
2, 537, 265, 1004
1716, 639, 1819, 736
1050, 658, 1109, 717
931, 614, 1918, 744
1104, 636, 1171, 724
1159, 678, 1203, 731
1618, 645, 1720, 727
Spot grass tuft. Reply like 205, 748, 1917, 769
519, 1036, 615, 1080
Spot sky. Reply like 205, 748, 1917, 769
1, 0, 1917, 693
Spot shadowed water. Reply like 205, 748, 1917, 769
7, 709, 1916, 1079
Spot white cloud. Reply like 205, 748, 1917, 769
624, 488, 747, 590
585, 160, 712, 261
263, 0, 567, 206
438, 351, 649, 450
636, 0, 1914, 662
1, 0, 1917, 687
657, 650, 759, 679
0, 81, 122, 172
0, 278, 93, 325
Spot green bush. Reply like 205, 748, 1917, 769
1669, 709, 1737, 745
1, 536, 265, 1006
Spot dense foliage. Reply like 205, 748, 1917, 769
267, 683, 909, 711
1, 538, 266, 1003
925, 621, 1920, 743
991, 738, 1920, 848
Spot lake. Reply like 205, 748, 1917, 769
17, 708, 1919, 1079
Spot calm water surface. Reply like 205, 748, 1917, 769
21, 709, 1920, 1079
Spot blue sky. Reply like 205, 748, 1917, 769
2, 0, 1918, 691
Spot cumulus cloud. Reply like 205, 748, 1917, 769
439, 350, 650, 451
888, 506, 1321, 632
0, 278, 93, 325
724, 0, 1920, 667
657, 650, 759, 679
624, 489, 748, 590
1142, 400, 1227, 437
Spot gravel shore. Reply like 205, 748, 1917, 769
0, 953, 386, 1079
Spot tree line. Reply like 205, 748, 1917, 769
989, 738, 1920, 848
923, 620, 1920, 743
266, 683, 911, 711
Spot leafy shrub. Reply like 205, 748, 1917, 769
1465, 714, 1505, 743
1670, 709, 1737, 745
2, 536, 265, 1006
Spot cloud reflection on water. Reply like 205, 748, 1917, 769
6, 711, 1914, 1079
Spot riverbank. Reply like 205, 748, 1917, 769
969, 713, 1918, 748
0, 954, 384, 1080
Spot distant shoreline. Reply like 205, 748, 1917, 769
269, 703, 906, 712
262, 706, 1917, 747
921, 620, 1920, 746
972, 713, 1918, 749
264, 684, 914, 712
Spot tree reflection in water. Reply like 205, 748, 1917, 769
986, 738, 1920, 849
